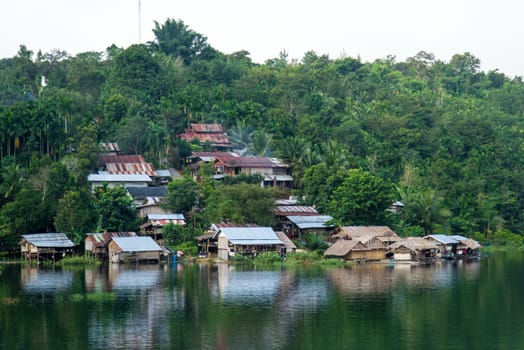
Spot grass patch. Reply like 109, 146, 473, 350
171, 241, 198, 257
71, 292, 116, 303
57, 256, 100, 267
0, 297, 20, 305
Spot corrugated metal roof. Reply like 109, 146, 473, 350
191, 123, 224, 133
178, 124, 233, 147
219, 227, 283, 245
88, 174, 152, 182
424, 234, 460, 245
86, 232, 137, 247
112, 236, 162, 252
274, 206, 318, 215
100, 143, 120, 153
148, 214, 185, 220
449, 235, 468, 241
287, 215, 334, 229
105, 163, 157, 176
155, 169, 172, 177
22, 233, 75, 248
98, 154, 146, 166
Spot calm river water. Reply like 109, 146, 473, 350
1, 252, 523, 349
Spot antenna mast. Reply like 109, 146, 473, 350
138, 0, 142, 43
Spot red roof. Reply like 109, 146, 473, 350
98, 155, 146, 166
178, 124, 232, 147
105, 163, 157, 176
191, 123, 224, 133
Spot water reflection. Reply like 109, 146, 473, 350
3, 256, 522, 350
21, 266, 73, 294
327, 260, 480, 296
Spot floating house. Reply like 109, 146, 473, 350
20, 233, 75, 262
387, 237, 439, 262
331, 226, 401, 246
108, 236, 163, 264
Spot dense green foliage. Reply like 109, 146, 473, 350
1, 19, 524, 249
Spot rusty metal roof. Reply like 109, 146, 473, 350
86, 232, 137, 247
273, 206, 318, 216
191, 123, 224, 133
105, 162, 157, 176
178, 124, 232, 147
100, 142, 120, 153
98, 154, 146, 166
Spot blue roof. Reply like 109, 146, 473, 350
449, 235, 468, 241
219, 227, 283, 245
112, 237, 162, 252
22, 233, 75, 248
147, 214, 185, 220
88, 174, 152, 182
287, 215, 334, 229
424, 234, 460, 245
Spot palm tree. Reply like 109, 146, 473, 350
246, 130, 273, 157
400, 187, 451, 235
228, 119, 254, 151
318, 140, 348, 168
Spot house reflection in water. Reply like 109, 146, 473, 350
327, 261, 480, 296
21, 266, 73, 294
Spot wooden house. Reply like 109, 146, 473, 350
323, 240, 370, 261
423, 234, 460, 258
140, 213, 186, 242
449, 235, 482, 258
284, 215, 335, 239
108, 236, 163, 263
273, 205, 318, 229
188, 152, 293, 190
126, 186, 169, 218
195, 223, 258, 257
331, 226, 401, 246
216, 226, 284, 260
275, 231, 297, 255
387, 238, 439, 262
20, 233, 75, 262
178, 123, 233, 151
84, 232, 137, 259
87, 173, 152, 191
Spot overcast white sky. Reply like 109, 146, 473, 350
3, 0, 523, 77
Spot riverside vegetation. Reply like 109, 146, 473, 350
1, 18, 524, 255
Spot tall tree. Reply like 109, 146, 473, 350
152, 18, 217, 64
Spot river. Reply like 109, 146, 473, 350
0, 252, 523, 349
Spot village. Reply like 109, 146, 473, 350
19, 123, 481, 266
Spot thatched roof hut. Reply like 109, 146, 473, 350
387, 237, 439, 261
324, 240, 369, 260
331, 226, 400, 246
